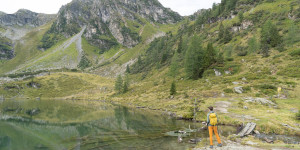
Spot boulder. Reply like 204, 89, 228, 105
214, 69, 222, 76
234, 86, 244, 94
244, 97, 276, 106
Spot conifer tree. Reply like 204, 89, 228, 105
203, 43, 216, 69
126, 65, 130, 73
123, 74, 129, 93
169, 52, 179, 78
115, 75, 123, 93
184, 36, 204, 80
218, 22, 225, 40
223, 28, 232, 43
177, 36, 183, 53
170, 81, 176, 96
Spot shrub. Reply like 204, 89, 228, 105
289, 49, 300, 56
223, 88, 233, 93
296, 112, 300, 120
225, 57, 234, 61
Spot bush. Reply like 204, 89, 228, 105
296, 112, 300, 120
289, 49, 300, 56
237, 51, 248, 56
223, 88, 233, 93
226, 57, 234, 61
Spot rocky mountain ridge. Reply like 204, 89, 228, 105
0, 9, 55, 27
45, 0, 182, 51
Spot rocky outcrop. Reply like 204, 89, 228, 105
0, 9, 55, 27
243, 97, 277, 107
50, 0, 181, 50
0, 36, 14, 60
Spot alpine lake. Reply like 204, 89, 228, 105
0, 99, 237, 150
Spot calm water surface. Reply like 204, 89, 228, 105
0, 99, 236, 150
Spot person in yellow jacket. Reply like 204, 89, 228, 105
207, 106, 222, 148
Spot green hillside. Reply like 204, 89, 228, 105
0, 0, 300, 149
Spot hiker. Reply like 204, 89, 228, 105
207, 106, 222, 148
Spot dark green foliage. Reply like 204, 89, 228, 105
115, 75, 123, 94
39, 32, 64, 49
248, 36, 259, 53
223, 88, 233, 93
235, 45, 248, 56
296, 112, 300, 120
218, 22, 225, 40
184, 36, 204, 80
289, 48, 300, 56
177, 36, 183, 53
0, 37, 13, 59
223, 28, 232, 43
123, 74, 129, 93
121, 26, 140, 42
260, 20, 281, 56
170, 81, 176, 96
78, 54, 91, 70
260, 20, 281, 57
131, 35, 176, 74
238, 11, 244, 23
126, 65, 131, 73
203, 43, 216, 69
216, 52, 224, 64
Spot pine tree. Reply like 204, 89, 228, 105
203, 43, 216, 69
223, 28, 232, 43
184, 36, 204, 80
169, 52, 179, 78
115, 75, 123, 93
123, 74, 129, 93
170, 81, 176, 96
260, 20, 281, 57
238, 11, 244, 23
177, 36, 183, 53
126, 65, 130, 73
218, 22, 225, 41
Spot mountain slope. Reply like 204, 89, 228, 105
41, 0, 182, 51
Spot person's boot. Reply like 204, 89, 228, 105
209, 145, 213, 149
217, 143, 222, 147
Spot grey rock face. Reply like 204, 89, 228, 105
0, 9, 55, 27
243, 97, 277, 106
51, 0, 181, 50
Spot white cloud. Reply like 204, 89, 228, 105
0, 0, 221, 15
0, 0, 72, 14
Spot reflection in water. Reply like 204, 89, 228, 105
0, 99, 236, 150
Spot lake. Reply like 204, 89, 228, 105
0, 99, 236, 150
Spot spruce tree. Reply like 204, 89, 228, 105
177, 36, 183, 53
238, 11, 244, 23
184, 36, 203, 80
115, 75, 123, 94
123, 74, 129, 93
170, 81, 176, 96
126, 65, 130, 73
223, 28, 232, 43
218, 22, 225, 41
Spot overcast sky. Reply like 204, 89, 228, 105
0, 0, 221, 16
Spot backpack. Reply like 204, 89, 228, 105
209, 113, 217, 126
